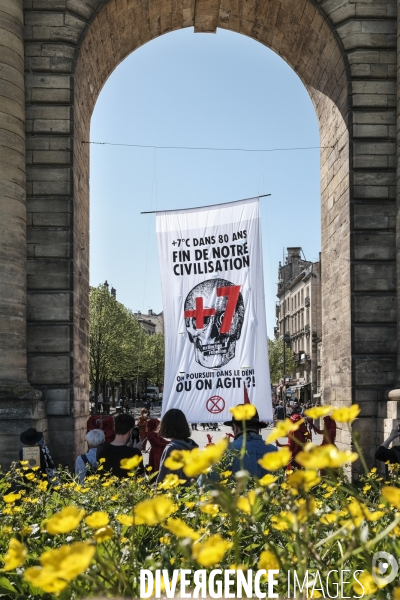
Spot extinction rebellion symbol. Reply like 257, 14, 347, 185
206, 396, 225, 414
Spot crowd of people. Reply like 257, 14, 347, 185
17, 399, 400, 485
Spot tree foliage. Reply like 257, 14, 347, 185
268, 337, 297, 385
89, 284, 165, 397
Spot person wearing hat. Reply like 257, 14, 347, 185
224, 404, 276, 478
19, 428, 55, 479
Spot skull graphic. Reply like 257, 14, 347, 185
184, 278, 245, 368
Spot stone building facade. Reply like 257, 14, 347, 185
134, 309, 164, 335
276, 248, 322, 404
0, 0, 400, 473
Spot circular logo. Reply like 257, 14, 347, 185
372, 552, 399, 585
206, 396, 225, 414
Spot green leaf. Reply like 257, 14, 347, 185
0, 576, 17, 595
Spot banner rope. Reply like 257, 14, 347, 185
83, 140, 333, 152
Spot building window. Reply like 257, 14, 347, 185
301, 289, 304, 304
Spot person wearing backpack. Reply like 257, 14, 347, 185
75, 429, 105, 482
156, 409, 198, 485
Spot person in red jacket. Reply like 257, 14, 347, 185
312, 415, 337, 446
276, 410, 310, 470
146, 418, 169, 477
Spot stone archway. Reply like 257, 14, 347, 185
0, 0, 397, 470
74, 0, 352, 457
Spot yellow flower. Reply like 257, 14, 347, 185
288, 470, 321, 492
297, 497, 317, 520
267, 418, 304, 443
20, 526, 33, 536
258, 550, 279, 571
164, 450, 188, 471
158, 474, 186, 490
37, 480, 48, 492
20, 460, 28, 465
85, 511, 109, 528
163, 518, 200, 541
2, 538, 27, 571
270, 511, 295, 531
394, 587, 400, 600
3, 492, 21, 504
296, 443, 358, 470
353, 571, 378, 596
44, 506, 86, 535
159, 536, 171, 544
24, 567, 69, 594
94, 526, 113, 543
192, 534, 232, 567
200, 504, 219, 517
120, 455, 143, 470
258, 447, 291, 471
382, 486, 400, 509
320, 513, 338, 525
331, 404, 360, 423
24, 542, 95, 593
134, 496, 177, 526
304, 405, 332, 419
111, 494, 119, 501
236, 490, 257, 515
229, 404, 257, 421
98, 457, 106, 464
116, 514, 134, 526
221, 470, 232, 478
258, 474, 277, 487
185, 501, 195, 509
183, 439, 228, 478
363, 484, 371, 493
348, 500, 385, 523
25, 472, 36, 481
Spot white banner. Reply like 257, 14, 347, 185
156, 198, 272, 422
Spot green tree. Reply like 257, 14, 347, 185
141, 333, 165, 387
268, 337, 297, 385
89, 284, 141, 406
89, 284, 165, 405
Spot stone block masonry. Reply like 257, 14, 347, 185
0, 0, 397, 473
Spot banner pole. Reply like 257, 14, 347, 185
140, 193, 271, 214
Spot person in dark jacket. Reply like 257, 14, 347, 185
156, 409, 198, 484
96, 413, 144, 479
274, 401, 286, 421
376, 426, 400, 464
224, 405, 276, 478
19, 428, 55, 479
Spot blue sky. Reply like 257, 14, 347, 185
90, 27, 321, 334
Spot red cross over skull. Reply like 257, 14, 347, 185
184, 278, 245, 368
